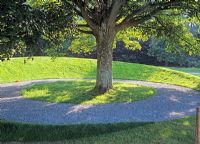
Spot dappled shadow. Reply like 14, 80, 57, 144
153, 117, 195, 144
0, 82, 200, 124
0, 79, 200, 142
0, 89, 152, 142
22, 81, 155, 104
126, 86, 200, 122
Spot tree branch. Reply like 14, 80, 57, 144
76, 28, 93, 35
64, 1, 82, 17
72, 0, 98, 36
107, 0, 126, 27
116, 1, 182, 32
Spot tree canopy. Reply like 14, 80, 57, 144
69, 0, 200, 54
0, 0, 73, 60
0, 0, 200, 60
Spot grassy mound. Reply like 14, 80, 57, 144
171, 67, 200, 77
21, 81, 156, 104
0, 57, 200, 91
0, 117, 195, 143
0, 57, 198, 143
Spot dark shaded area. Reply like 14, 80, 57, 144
65, 41, 200, 67
66, 41, 161, 66
113, 41, 158, 65
0, 120, 151, 142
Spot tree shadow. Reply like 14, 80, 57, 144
22, 81, 155, 104
1, 83, 199, 142
1, 60, 200, 142
0, 119, 152, 142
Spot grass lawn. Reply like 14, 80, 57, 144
1, 57, 200, 91
170, 67, 200, 77
0, 57, 199, 143
0, 117, 195, 143
21, 81, 156, 104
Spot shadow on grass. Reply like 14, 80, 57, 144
0, 120, 152, 142
0, 117, 196, 143
22, 81, 155, 104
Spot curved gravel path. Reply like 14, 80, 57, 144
0, 78, 200, 125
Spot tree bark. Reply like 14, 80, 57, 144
95, 24, 115, 93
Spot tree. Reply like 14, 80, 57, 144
1, 0, 200, 93
63, 0, 200, 93
0, 0, 73, 59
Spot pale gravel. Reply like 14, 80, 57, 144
0, 78, 200, 125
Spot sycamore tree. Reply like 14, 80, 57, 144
1, 0, 200, 93
63, 0, 200, 93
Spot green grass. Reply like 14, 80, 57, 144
0, 116, 195, 143
0, 57, 199, 143
1, 57, 200, 91
21, 81, 156, 104
170, 67, 200, 77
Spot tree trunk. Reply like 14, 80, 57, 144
95, 25, 115, 93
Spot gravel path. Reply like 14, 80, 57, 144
0, 78, 200, 125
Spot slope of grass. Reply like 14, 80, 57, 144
170, 67, 200, 77
21, 81, 156, 104
0, 57, 198, 143
1, 57, 200, 91
0, 117, 195, 143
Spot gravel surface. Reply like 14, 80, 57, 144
0, 78, 200, 125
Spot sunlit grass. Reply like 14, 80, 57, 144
0, 116, 195, 143
0, 57, 199, 143
170, 67, 200, 77
21, 81, 156, 104
1, 57, 200, 91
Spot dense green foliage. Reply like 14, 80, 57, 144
62, 2, 200, 56
68, 39, 200, 67
146, 22, 200, 66
0, 116, 195, 143
1, 0, 200, 60
22, 81, 156, 104
0, 0, 73, 60
0, 0, 39, 59
148, 37, 200, 67
1, 57, 200, 91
